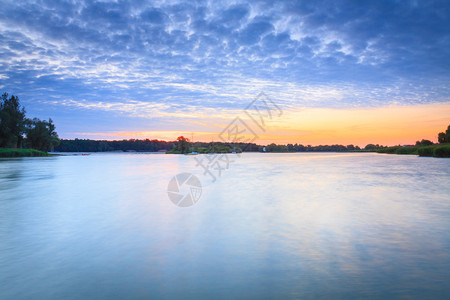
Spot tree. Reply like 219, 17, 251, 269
438, 125, 450, 144
175, 136, 190, 154
26, 118, 60, 151
0, 93, 26, 148
416, 139, 433, 146
364, 144, 378, 151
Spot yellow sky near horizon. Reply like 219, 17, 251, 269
76, 103, 450, 147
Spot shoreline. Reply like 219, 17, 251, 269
4, 146, 448, 158
376, 144, 450, 158
0, 148, 50, 157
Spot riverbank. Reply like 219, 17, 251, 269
0, 148, 50, 157
376, 144, 450, 158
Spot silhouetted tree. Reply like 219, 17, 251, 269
26, 118, 60, 151
438, 125, 450, 144
0, 93, 26, 148
176, 136, 190, 154
364, 144, 382, 151
415, 139, 433, 146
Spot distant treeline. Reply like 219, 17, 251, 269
262, 143, 359, 152
54, 124, 450, 157
55, 138, 261, 152
55, 138, 176, 152
55, 138, 363, 153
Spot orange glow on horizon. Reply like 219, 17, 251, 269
72, 103, 450, 147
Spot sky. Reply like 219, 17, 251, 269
0, 0, 449, 146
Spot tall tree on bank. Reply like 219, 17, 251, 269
438, 125, 450, 144
0, 92, 60, 151
26, 118, 60, 151
176, 136, 190, 154
0, 93, 26, 148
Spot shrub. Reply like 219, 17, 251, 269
0, 148, 48, 157
394, 147, 418, 155
377, 146, 401, 154
433, 145, 450, 158
418, 146, 435, 157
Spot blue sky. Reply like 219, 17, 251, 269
0, 0, 449, 142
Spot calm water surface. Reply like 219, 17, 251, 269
0, 153, 449, 299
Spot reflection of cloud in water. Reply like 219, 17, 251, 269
0, 152, 449, 298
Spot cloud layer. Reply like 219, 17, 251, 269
0, 0, 449, 137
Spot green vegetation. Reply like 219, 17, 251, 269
375, 125, 450, 158
263, 143, 352, 152
417, 146, 435, 157
0, 148, 49, 157
377, 146, 418, 155
0, 92, 59, 157
195, 144, 240, 154
416, 139, 433, 146
433, 145, 450, 158
26, 118, 59, 152
438, 125, 450, 144
167, 136, 242, 154
53, 123, 450, 159
364, 144, 383, 151
376, 146, 402, 154
56, 138, 175, 152
395, 147, 418, 155
0, 93, 26, 148
378, 144, 450, 158
175, 136, 190, 154
417, 144, 450, 157
56, 138, 254, 153
167, 136, 191, 154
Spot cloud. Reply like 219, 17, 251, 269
0, 0, 449, 138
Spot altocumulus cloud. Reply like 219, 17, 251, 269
0, 0, 449, 136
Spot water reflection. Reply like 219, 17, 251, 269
0, 153, 449, 299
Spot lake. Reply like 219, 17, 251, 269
1, 152, 449, 299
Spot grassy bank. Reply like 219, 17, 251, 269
0, 148, 49, 157
376, 144, 450, 158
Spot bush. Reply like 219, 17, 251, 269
418, 146, 435, 157
433, 145, 450, 158
394, 147, 418, 155
416, 139, 433, 146
0, 148, 48, 157
377, 146, 401, 154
